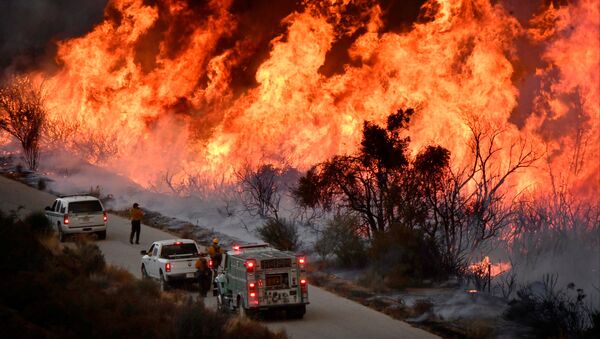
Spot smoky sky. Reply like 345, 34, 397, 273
0, 0, 107, 71
0, 0, 429, 75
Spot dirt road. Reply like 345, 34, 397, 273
0, 175, 438, 339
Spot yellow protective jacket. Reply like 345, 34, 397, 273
195, 257, 208, 270
130, 207, 144, 221
207, 244, 222, 257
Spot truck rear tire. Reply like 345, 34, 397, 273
237, 298, 256, 318
141, 265, 149, 280
58, 223, 65, 243
288, 305, 306, 319
217, 294, 226, 312
97, 230, 106, 240
160, 272, 169, 292
238, 299, 246, 318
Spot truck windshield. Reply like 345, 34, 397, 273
161, 243, 199, 258
69, 201, 103, 213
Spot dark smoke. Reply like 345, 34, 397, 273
0, 0, 107, 72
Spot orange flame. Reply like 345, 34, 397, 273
18, 0, 597, 196
469, 256, 511, 278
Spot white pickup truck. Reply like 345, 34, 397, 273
140, 239, 201, 291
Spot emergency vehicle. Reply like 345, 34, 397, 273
214, 244, 309, 318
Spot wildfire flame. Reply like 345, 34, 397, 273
468, 256, 511, 278
17, 0, 598, 195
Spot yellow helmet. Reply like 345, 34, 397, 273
212, 238, 219, 244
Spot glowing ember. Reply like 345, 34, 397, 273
10, 0, 597, 196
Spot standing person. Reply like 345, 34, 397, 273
129, 203, 143, 244
195, 253, 211, 297
207, 238, 224, 274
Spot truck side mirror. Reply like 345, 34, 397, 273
44, 206, 51, 211
140, 250, 147, 255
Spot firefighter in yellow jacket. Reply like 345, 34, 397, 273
129, 203, 144, 244
207, 238, 224, 274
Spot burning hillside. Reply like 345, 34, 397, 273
2, 0, 598, 197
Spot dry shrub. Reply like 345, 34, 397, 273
370, 224, 445, 289
38, 234, 62, 255
256, 218, 300, 251
22, 211, 52, 237
505, 275, 598, 338
173, 300, 226, 339
61, 242, 105, 276
103, 266, 136, 285
224, 317, 288, 339
462, 319, 495, 338
357, 272, 390, 293
412, 299, 434, 317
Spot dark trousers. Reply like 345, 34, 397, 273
198, 270, 212, 297
130, 220, 141, 243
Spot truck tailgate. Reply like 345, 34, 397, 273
169, 258, 198, 274
70, 212, 104, 227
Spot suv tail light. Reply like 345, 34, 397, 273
63, 214, 69, 225
165, 262, 171, 272
208, 259, 213, 268
103, 211, 108, 223
245, 259, 256, 273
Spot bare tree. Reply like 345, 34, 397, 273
0, 74, 46, 170
236, 163, 281, 219
73, 129, 119, 163
427, 123, 538, 271
43, 115, 80, 149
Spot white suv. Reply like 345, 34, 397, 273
45, 195, 108, 242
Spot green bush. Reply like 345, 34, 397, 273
315, 214, 367, 267
256, 218, 300, 251
370, 223, 446, 288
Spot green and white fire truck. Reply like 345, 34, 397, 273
213, 244, 309, 318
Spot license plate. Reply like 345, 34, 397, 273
186, 273, 194, 278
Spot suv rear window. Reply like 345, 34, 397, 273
69, 201, 103, 213
161, 243, 199, 258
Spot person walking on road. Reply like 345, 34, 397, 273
129, 203, 144, 244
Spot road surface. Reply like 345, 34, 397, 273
0, 175, 438, 339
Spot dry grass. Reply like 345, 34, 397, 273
462, 319, 495, 338
224, 317, 288, 339
103, 265, 136, 285
38, 233, 62, 255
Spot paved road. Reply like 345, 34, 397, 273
0, 175, 438, 339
